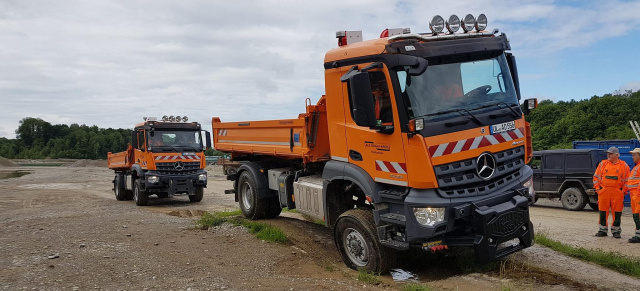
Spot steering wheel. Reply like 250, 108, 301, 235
464, 85, 492, 98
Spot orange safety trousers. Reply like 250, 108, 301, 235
632, 193, 640, 214
598, 188, 625, 227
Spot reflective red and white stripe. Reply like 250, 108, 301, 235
218, 129, 228, 136
428, 127, 525, 158
375, 160, 407, 174
154, 155, 201, 160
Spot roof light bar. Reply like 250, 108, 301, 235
429, 15, 445, 34
446, 15, 460, 33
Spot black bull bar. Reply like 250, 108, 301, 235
446, 194, 534, 264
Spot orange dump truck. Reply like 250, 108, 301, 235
108, 116, 211, 206
213, 14, 538, 272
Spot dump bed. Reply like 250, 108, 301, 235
212, 98, 330, 164
107, 146, 134, 171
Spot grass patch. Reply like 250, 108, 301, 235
357, 268, 382, 285
0, 171, 30, 179
535, 232, 640, 278
282, 207, 297, 213
400, 283, 432, 291
196, 210, 288, 244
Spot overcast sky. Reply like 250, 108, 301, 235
1, 0, 640, 138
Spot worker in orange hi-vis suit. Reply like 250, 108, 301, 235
627, 148, 640, 243
593, 146, 630, 238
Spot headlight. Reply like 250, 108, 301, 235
413, 207, 445, 226
198, 174, 207, 181
147, 176, 159, 183
523, 178, 535, 198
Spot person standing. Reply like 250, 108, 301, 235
627, 148, 640, 243
593, 146, 629, 238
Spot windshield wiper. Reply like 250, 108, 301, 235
421, 108, 483, 127
497, 102, 521, 117
456, 108, 483, 126
177, 145, 201, 152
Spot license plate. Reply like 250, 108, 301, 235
183, 152, 195, 156
490, 121, 515, 134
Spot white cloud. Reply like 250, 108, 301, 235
0, 0, 639, 138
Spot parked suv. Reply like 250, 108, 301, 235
529, 149, 607, 211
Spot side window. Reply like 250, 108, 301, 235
529, 156, 541, 169
566, 154, 591, 170
348, 70, 393, 126
544, 154, 563, 170
137, 131, 145, 149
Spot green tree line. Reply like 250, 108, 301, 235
526, 90, 640, 150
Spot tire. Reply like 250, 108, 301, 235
238, 171, 269, 219
189, 187, 204, 202
561, 187, 587, 211
113, 175, 126, 201
334, 208, 395, 274
133, 180, 149, 206
265, 197, 282, 219
589, 202, 599, 211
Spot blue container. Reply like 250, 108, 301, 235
573, 139, 639, 206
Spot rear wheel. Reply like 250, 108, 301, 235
133, 180, 148, 206
157, 193, 169, 198
113, 175, 126, 201
265, 197, 282, 218
189, 187, 204, 202
589, 202, 599, 211
334, 208, 395, 274
238, 171, 269, 219
561, 187, 587, 211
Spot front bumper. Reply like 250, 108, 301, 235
143, 170, 207, 195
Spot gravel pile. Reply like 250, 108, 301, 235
0, 156, 17, 168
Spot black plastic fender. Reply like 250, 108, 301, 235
235, 162, 271, 200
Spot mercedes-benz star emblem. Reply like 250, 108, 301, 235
174, 161, 184, 171
476, 153, 496, 180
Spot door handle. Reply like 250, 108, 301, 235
349, 150, 362, 161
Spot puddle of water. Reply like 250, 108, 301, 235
390, 268, 420, 283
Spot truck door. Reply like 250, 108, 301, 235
342, 66, 408, 187
542, 153, 563, 191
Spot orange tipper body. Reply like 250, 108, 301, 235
107, 118, 211, 206
213, 23, 538, 271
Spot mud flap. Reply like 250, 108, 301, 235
472, 195, 534, 264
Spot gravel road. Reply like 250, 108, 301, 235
1, 164, 639, 290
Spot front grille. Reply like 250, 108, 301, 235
156, 162, 201, 175
434, 147, 525, 198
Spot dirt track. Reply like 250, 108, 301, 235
1, 164, 639, 290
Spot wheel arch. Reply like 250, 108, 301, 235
559, 180, 586, 194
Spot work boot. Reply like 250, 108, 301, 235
629, 236, 640, 243
613, 232, 621, 239
595, 231, 608, 237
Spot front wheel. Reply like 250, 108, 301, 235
561, 187, 587, 211
133, 180, 148, 206
334, 208, 395, 274
189, 187, 204, 202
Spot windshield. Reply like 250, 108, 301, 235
147, 130, 203, 152
397, 53, 519, 120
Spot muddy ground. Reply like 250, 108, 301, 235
1, 164, 639, 290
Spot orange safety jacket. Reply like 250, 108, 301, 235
627, 163, 640, 195
593, 159, 630, 192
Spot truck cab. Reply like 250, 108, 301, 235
108, 116, 211, 206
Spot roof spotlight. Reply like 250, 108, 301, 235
462, 14, 475, 32
446, 14, 460, 33
475, 13, 488, 31
176, 115, 181, 122
182, 116, 188, 122
169, 115, 176, 122
162, 115, 168, 121
429, 15, 445, 34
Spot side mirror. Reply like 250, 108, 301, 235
205, 130, 212, 150
392, 55, 428, 76
131, 131, 139, 149
347, 71, 377, 127
522, 98, 538, 115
